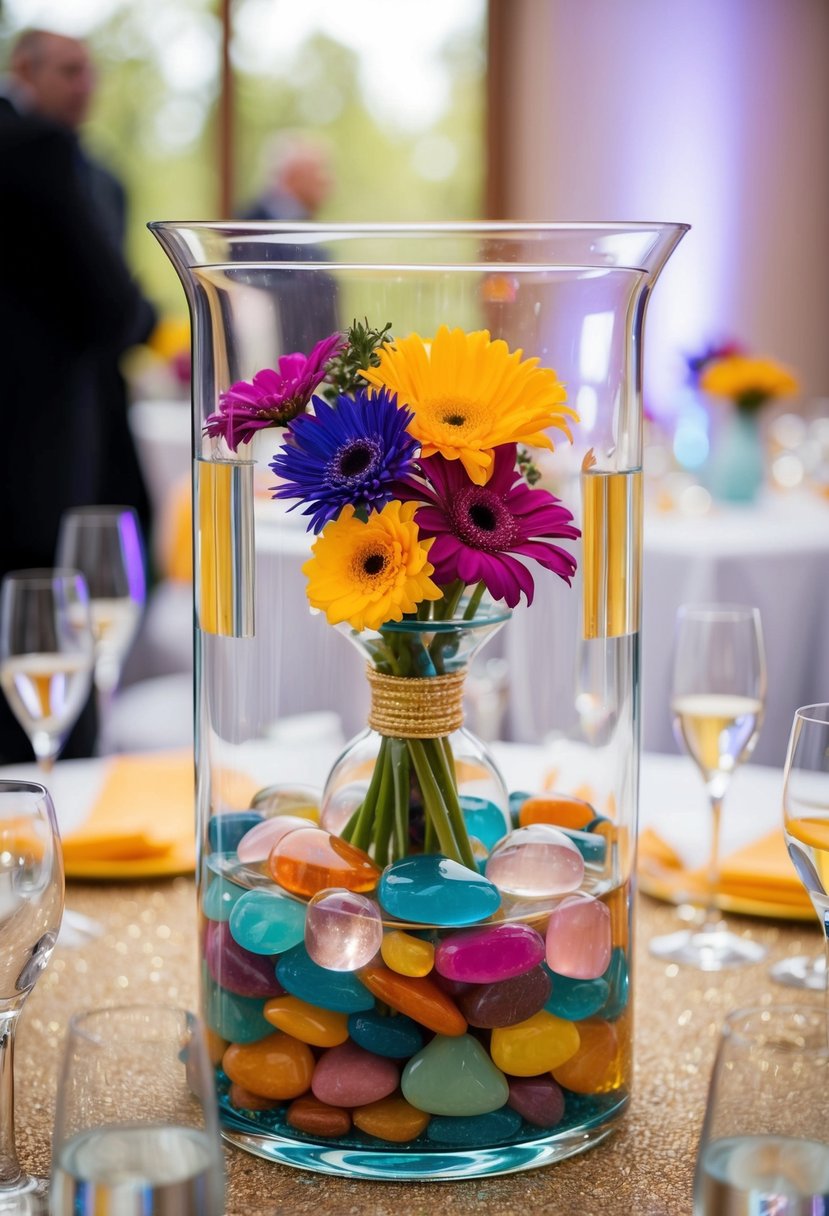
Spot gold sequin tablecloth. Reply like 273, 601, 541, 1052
15, 879, 823, 1216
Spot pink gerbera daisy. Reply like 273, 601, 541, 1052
403, 444, 580, 608
205, 332, 344, 451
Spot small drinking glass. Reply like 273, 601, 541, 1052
694, 1004, 829, 1214
0, 780, 64, 1214
50, 1004, 224, 1216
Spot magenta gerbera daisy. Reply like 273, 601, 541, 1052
403, 444, 580, 608
204, 332, 344, 451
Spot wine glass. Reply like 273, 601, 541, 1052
0, 780, 64, 1214
0, 571, 95, 772
55, 507, 146, 738
776, 704, 829, 991
50, 1005, 224, 1215
650, 603, 767, 969
694, 1005, 829, 1214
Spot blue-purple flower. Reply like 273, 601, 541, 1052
270, 387, 420, 533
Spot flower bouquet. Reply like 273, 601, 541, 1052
700, 351, 799, 413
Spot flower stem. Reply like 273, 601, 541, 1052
408, 738, 475, 869
463, 581, 487, 620
390, 738, 410, 860
371, 745, 396, 867
344, 740, 387, 852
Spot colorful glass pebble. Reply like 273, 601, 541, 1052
518, 795, 596, 830
208, 811, 264, 854
460, 795, 510, 851
378, 855, 501, 926
509, 790, 533, 827
360, 965, 467, 1036
250, 783, 320, 821
304, 888, 383, 971
311, 1041, 399, 1108
228, 1082, 279, 1112
507, 1075, 566, 1128
485, 825, 585, 898
544, 969, 609, 1021
263, 994, 349, 1048
353, 1095, 430, 1143
551, 1017, 621, 1094
546, 893, 612, 980
601, 947, 630, 1019
276, 943, 374, 1013
380, 929, 435, 977
204, 920, 283, 999
222, 1032, 315, 1101
426, 1106, 522, 1146
236, 815, 312, 864
434, 923, 545, 984
558, 827, 607, 866
204, 977, 274, 1044
402, 1033, 509, 1117
202, 876, 244, 923
347, 1009, 425, 1059
269, 827, 381, 898
458, 964, 552, 1029
490, 1010, 580, 1076
286, 1095, 352, 1138
229, 888, 306, 955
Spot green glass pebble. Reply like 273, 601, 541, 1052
401, 1034, 509, 1117
276, 943, 374, 1013
544, 966, 609, 1021
202, 877, 244, 923
601, 947, 630, 1020
379, 855, 501, 927
426, 1106, 522, 1146
208, 811, 263, 854
229, 889, 306, 955
204, 972, 273, 1043
347, 1010, 425, 1059
460, 795, 510, 851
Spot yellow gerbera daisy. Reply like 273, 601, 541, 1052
700, 355, 799, 407
302, 501, 442, 632
360, 326, 578, 485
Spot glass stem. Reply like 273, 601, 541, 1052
703, 793, 724, 932
0, 1009, 22, 1187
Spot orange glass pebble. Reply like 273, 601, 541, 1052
286, 1095, 352, 1139
606, 883, 630, 949
551, 1017, 621, 1094
360, 966, 467, 1037
204, 1026, 229, 1068
267, 827, 381, 898
381, 930, 435, 978
518, 796, 596, 830
222, 1032, 314, 1101
263, 995, 350, 1048
353, 1094, 431, 1142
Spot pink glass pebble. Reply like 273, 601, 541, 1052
236, 815, 311, 864
305, 888, 384, 972
485, 825, 585, 898
435, 923, 545, 985
546, 893, 612, 979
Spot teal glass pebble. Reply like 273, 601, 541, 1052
585, 815, 612, 833
544, 966, 609, 1021
378, 855, 501, 927
348, 1010, 424, 1059
276, 943, 374, 1013
509, 791, 533, 828
460, 796, 509, 852
229, 888, 306, 955
427, 1106, 522, 1146
202, 876, 244, 923
208, 811, 263, 854
204, 972, 273, 1043
558, 827, 607, 866
601, 947, 630, 1019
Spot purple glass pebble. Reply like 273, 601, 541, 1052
485, 825, 585, 898
204, 920, 284, 999
236, 815, 311, 864
546, 892, 612, 979
458, 964, 552, 1029
305, 888, 383, 972
507, 1075, 566, 1128
434, 923, 545, 985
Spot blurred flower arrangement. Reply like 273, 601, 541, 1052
128, 316, 192, 400
700, 352, 799, 414
207, 320, 581, 864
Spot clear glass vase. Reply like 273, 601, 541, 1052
151, 221, 687, 1180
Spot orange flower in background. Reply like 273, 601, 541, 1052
700, 354, 799, 412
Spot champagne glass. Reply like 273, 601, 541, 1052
0, 780, 64, 1214
777, 704, 829, 991
55, 507, 146, 735
694, 1005, 829, 1215
50, 1005, 224, 1215
650, 603, 767, 969
0, 571, 95, 772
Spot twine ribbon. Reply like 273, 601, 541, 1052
366, 666, 466, 738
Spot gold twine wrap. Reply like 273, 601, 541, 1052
367, 666, 466, 738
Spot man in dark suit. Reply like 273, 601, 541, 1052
0, 30, 154, 761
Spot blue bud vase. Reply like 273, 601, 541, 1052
708, 409, 765, 504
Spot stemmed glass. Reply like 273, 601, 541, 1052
0, 780, 64, 1214
55, 507, 146, 743
650, 603, 768, 969
776, 704, 829, 990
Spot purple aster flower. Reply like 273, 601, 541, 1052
270, 387, 420, 533
204, 332, 344, 451
403, 444, 580, 608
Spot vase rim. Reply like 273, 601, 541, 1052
373, 606, 512, 635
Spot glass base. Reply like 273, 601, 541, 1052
769, 953, 827, 991
0, 1174, 49, 1214
649, 927, 767, 971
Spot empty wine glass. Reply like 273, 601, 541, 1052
55, 507, 146, 737
50, 1005, 224, 1215
0, 571, 95, 772
0, 780, 64, 1214
650, 603, 767, 969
